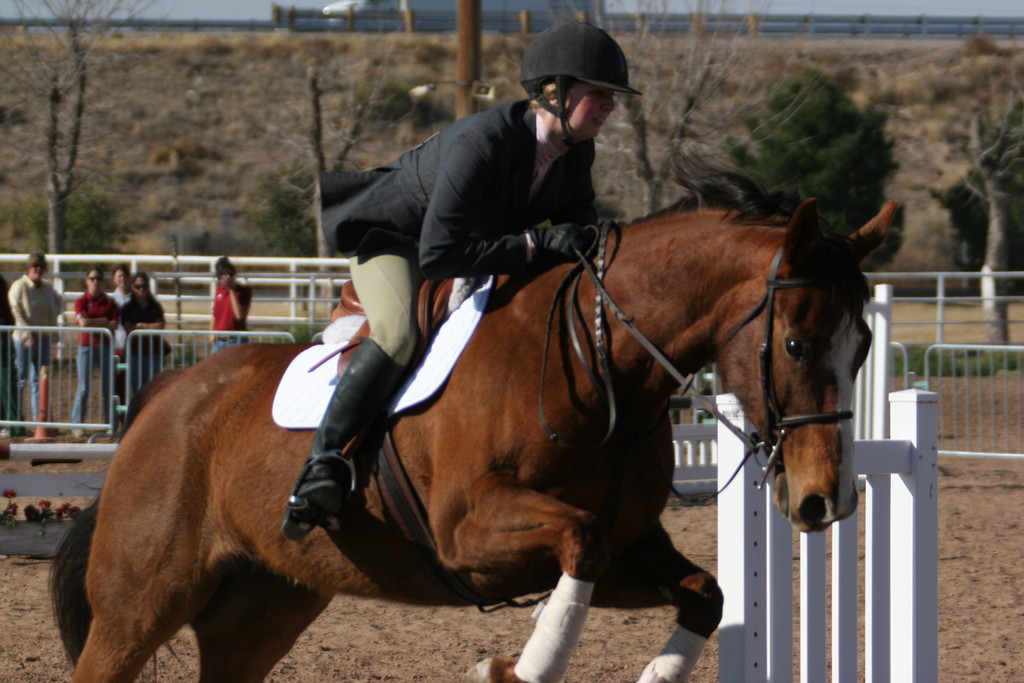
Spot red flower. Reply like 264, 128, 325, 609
39, 500, 52, 509
2, 489, 15, 499
67, 506, 81, 519
23, 504, 40, 521
7, 503, 16, 515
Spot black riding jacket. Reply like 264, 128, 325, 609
320, 100, 598, 280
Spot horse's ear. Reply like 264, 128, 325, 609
847, 200, 898, 264
784, 198, 820, 269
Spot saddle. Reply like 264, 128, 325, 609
332, 280, 501, 607
329, 277, 455, 377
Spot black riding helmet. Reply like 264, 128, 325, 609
521, 23, 641, 146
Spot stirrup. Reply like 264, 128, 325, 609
307, 449, 359, 494
281, 450, 358, 540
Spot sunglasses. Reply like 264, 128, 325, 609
87, 276, 102, 281
133, 284, 148, 290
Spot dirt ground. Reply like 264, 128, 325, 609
0, 455, 1021, 682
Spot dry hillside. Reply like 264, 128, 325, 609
0, 30, 1021, 270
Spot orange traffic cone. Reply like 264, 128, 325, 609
26, 365, 56, 443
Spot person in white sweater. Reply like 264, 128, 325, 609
7, 252, 63, 422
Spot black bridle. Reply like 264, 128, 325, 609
539, 223, 854, 490
718, 247, 854, 487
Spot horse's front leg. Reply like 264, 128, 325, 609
594, 523, 723, 683
440, 481, 609, 683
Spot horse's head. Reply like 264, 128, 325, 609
716, 198, 897, 531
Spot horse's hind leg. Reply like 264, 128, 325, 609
191, 562, 331, 683
73, 584, 201, 683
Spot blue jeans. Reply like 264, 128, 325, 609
213, 336, 248, 353
72, 345, 113, 425
14, 334, 52, 422
129, 353, 164, 395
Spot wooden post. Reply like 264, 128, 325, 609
346, 6, 355, 30
690, 13, 704, 37
456, 0, 480, 120
270, 3, 281, 28
518, 9, 530, 35
287, 5, 296, 32
746, 13, 760, 36
403, 8, 415, 33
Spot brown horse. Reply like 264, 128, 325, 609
51, 168, 895, 682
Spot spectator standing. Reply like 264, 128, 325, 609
109, 263, 132, 414
109, 262, 132, 355
71, 266, 118, 433
0, 273, 20, 436
120, 272, 166, 395
7, 253, 62, 425
209, 256, 252, 353
110, 263, 132, 309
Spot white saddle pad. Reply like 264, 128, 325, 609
271, 276, 494, 429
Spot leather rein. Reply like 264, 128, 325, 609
539, 222, 854, 490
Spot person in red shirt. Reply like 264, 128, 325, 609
209, 256, 252, 353
71, 266, 119, 432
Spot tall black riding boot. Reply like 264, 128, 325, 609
281, 338, 406, 541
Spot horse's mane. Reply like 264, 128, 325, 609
631, 153, 869, 307
639, 154, 802, 223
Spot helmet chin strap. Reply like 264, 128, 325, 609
536, 76, 576, 149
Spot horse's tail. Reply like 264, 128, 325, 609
49, 369, 184, 663
50, 499, 98, 665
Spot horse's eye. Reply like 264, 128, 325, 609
785, 338, 805, 360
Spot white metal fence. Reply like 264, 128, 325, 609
4, 255, 1023, 341
0, 325, 296, 437
922, 343, 1024, 458
0, 254, 352, 330
867, 270, 1024, 344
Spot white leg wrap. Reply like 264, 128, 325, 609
513, 572, 594, 683
635, 627, 708, 683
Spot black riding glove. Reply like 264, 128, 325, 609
529, 223, 594, 263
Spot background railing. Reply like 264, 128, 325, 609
5, 255, 1022, 342
3, 255, 1024, 456
867, 270, 1024, 344
0, 324, 296, 439
1, 10, 1022, 39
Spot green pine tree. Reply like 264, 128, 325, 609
730, 69, 902, 269
251, 165, 317, 256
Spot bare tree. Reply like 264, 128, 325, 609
961, 82, 1024, 343
1, 0, 154, 253
599, 1, 774, 216
251, 47, 407, 258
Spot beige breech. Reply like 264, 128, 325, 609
350, 245, 424, 366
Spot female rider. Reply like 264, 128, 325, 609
282, 22, 641, 541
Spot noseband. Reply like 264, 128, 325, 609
540, 223, 854, 489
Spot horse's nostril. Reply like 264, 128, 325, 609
798, 494, 828, 526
